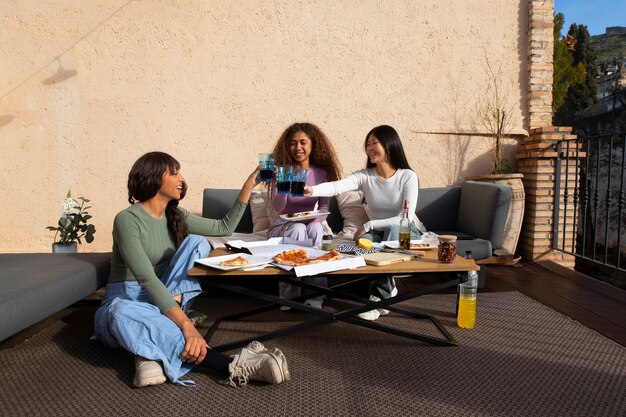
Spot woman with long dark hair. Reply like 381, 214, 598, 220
267, 122, 341, 309
305, 125, 425, 320
94, 151, 290, 388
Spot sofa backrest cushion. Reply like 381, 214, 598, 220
202, 189, 254, 233
455, 181, 512, 247
415, 187, 461, 231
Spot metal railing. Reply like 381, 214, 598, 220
552, 132, 626, 273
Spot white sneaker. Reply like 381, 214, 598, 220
304, 299, 323, 310
133, 356, 166, 388
225, 342, 289, 387
376, 286, 399, 316
243, 341, 291, 381
357, 308, 380, 321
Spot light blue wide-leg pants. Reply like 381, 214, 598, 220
94, 235, 210, 384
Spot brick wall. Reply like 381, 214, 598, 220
527, 0, 554, 129
516, 127, 583, 266
517, 1, 584, 268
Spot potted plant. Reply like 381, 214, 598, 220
467, 58, 525, 256
46, 190, 96, 253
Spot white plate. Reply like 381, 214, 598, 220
382, 240, 438, 250
279, 211, 330, 222
195, 253, 273, 271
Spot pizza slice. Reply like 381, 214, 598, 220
220, 256, 250, 267
274, 248, 342, 266
307, 249, 342, 264
274, 249, 311, 266
286, 211, 313, 218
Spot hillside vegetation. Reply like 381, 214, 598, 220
591, 32, 626, 64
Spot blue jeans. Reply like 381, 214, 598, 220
361, 225, 422, 298
94, 235, 210, 385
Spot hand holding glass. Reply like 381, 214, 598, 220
258, 153, 274, 182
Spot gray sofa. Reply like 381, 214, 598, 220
0, 253, 111, 342
202, 180, 513, 286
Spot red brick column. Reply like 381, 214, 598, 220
515, 127, 583, 266
527, 0, 554, 129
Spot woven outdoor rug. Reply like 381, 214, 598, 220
1, 291, 624, 417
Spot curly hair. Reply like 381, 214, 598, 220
127, 151, 189, 248
271, 122, 342, 181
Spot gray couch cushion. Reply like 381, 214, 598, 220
202, 189, 254, 233
0, 253, 111, 341
456, 181, 512, 248
416, 187, 461, 231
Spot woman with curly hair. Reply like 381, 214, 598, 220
268, 122, 341, 309
94, 152, 290, 388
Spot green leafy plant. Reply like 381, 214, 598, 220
46, 190, 96, 245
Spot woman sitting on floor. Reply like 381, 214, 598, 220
94, 151, 290, 388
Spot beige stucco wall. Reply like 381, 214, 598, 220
0, 0, 530, 253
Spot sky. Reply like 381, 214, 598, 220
554, 0, 626, 36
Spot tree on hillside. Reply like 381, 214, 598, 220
555, 22, 598, 125
553, 13, 585, 118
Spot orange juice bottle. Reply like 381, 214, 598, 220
457, 283, 477, 329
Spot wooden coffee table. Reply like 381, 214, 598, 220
189, 248, 478, 351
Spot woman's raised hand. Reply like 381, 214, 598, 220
238, 164, 263, 203
303, 185, 313, 197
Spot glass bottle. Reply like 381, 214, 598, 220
457, 251, 478, 329
399, 199, 411, 250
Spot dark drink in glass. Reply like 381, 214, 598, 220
277, 181, 291, 194
259, 169, 274, 181
291, 181, 305, 196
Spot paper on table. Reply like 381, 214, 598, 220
226, 237, 283, 250
291, 256, 366, 277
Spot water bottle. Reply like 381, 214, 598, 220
457, 251, 478, 329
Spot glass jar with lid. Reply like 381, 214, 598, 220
437, 235, 457, 263
321, 234, 334, 251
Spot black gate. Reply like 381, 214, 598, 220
552, 132, 626, 274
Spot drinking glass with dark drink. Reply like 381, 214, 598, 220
291, 168, 308, 197
258, 153, 275, 182
275, 165, 292, 194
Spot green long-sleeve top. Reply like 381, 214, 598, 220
108, 199, 247, 314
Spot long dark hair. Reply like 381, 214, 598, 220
127, 151, 189, 247
364, 125, 413, 171
272, 122, 341, 181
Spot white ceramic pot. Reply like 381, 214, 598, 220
52, 242, 77, 253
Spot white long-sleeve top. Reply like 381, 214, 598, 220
310, 168, 425, 233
